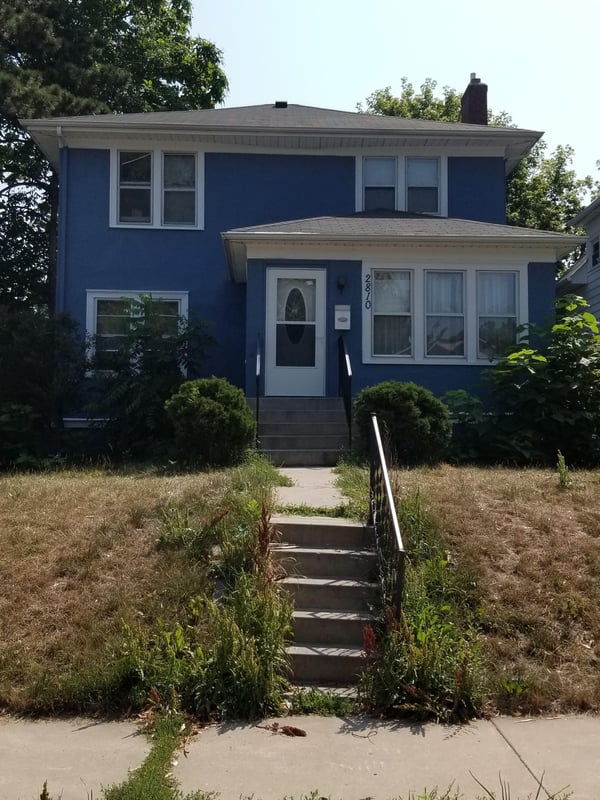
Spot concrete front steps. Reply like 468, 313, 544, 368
272, 515, 377, 685
254, 397, 349, 466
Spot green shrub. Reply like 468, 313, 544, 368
354, 381, 451, 465
165, 376, 255, 466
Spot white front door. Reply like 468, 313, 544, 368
265, 268, 326, 396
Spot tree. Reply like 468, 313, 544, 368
360, 78, 595, 235
0, 0, 228, 309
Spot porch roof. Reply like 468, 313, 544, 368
222, 211, 584, 283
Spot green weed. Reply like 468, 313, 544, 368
556, 450, 572, 489
332, 460, 370, 520
287, 686, 355, 716
360, 492, 484, 722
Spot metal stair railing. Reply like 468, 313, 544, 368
255, 335, 261, 450
368, 414, 406, 619
338, 335, 352, 450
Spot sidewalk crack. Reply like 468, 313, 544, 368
489, 718, 553, 799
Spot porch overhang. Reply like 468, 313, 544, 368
222, 212, 585, 283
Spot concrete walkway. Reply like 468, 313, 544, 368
276, 467, 345, 509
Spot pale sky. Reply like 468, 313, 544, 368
192, 0, 599, 190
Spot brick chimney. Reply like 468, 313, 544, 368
461, 73, 488, 125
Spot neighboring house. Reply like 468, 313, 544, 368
558, 197, 600, 318
23, 76, 581, 404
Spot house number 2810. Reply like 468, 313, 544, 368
364, 273, 372, 309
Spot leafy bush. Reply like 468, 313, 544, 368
484, 294, 600, 465
165, 376, 255, 466
88, 296, 212, 459
354, 381, 451, 465
0, 306, 85, 466
441, 389, 488, 463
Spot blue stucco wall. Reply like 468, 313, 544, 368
448, 157, 506, 223
59, 148, 355, 387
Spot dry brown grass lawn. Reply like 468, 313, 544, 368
0, 468, 237, 712
391, 464, 600, 714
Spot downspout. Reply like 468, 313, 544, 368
55, 128, 68, 314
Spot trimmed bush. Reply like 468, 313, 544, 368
354, 381, 451, 465
165, 376, 255, 466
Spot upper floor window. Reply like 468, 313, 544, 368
592, 238, 599, 268
111, 150, 203, 229
119, 152, 152, 223
364, 157, 396, 211
361, 156, 443, 215
407, 158, 439, 214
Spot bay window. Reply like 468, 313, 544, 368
363, 263, 524, 363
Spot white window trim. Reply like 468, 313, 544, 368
109, 150, 204, 230
362, 261, 528, 365
357, 155, 448, 216
86, 290, 189, 369
370, 269, 413, 358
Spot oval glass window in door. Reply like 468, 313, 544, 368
276, 280, 316, 367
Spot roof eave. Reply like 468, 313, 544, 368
222, 230, 584, 283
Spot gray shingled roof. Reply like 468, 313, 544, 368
22, 103, 541, 171
222, 212, 584, 282
224, 211, 582, 241
24, 103, 537, 136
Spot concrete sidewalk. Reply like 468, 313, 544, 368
175, 714, 599, 800
276, 467, 345, 509
0, 715, 149, 800
1, 713, 599, 800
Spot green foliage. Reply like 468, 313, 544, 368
0, 0, 227, 310
0, 306, 85, 466
440, 390, 487, 463
164, 376, 255, 466
360, 492, 483, 722
288, 687, 355, 716
88, 296, 212, 459
354, 381, 451, 465
486, 295, 600, 464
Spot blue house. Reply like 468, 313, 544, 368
23, 76, 582, 463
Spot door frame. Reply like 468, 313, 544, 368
264, 267, 326, 396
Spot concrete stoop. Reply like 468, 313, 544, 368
253, 397, 349, 466
272, 515, 377, 685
